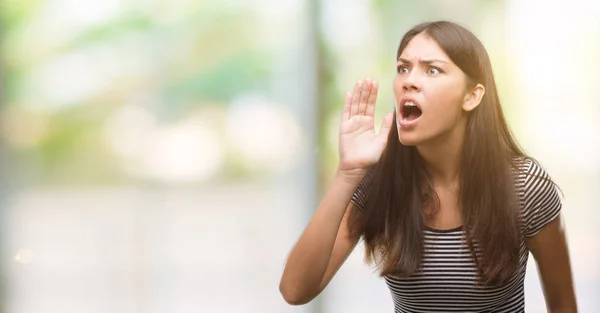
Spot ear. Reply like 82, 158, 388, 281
462, 83, 485, 112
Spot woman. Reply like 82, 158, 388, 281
279, 21, 577, 312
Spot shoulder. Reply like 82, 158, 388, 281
515, 157, 559, 199
515, 157, 562, 238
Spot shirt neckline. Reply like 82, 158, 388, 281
424, 225, 464, 233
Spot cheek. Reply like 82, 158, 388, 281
426, 82, 464, 111
393, 75, 404, 95
423, 84, 466, 126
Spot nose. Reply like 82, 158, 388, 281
402, 71, 420, 92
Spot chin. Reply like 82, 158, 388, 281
398, 132, 421, 146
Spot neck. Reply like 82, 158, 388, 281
417, 123, 466, 187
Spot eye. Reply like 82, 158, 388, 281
397, 65, 409, 74
427, 67, 442, 76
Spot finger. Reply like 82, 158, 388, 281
377, 112, 394, 144
358, 78, 371, 115
365, 80, 378, 117
342, 91, 352, 121
350, 80, 362, 116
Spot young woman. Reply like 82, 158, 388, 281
279, 21, 577, 312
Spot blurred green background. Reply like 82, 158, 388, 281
0, 0, 598, 312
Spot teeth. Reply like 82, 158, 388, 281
405, 101, 416, 107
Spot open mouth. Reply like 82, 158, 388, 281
400, 101, 422, 122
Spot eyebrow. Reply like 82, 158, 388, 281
397, 58, 448, 65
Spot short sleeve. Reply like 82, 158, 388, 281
522, 159, 562, 238
350, 171, 373, 213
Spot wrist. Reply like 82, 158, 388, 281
334, 168, 366, 187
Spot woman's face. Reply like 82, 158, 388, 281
393, 32, 473, 146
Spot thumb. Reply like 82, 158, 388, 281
377, 112, 394, 144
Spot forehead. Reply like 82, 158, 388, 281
398, 33, 450, 62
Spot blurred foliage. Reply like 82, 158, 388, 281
2, 0, 517, 186
1, 1, 272, 185
0, 0, 43, 26
166, 52, 270, 104
64, 15, 155, 49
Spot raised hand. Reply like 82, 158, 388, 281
338, 78, 394, 180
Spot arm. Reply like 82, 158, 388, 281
522, 159, 578, 312
527, 214, 577, 312
279, 77, 393, 305
279, 172, 361, 305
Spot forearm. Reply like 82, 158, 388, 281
279, 171, 361, 302
548, 306, 577, 313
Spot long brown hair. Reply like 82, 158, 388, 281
348, 21, 527, 286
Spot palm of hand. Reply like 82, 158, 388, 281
337, 78, 394, 173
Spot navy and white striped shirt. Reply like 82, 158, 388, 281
351, 158, 561, 312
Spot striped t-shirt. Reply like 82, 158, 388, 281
350, 158, 562, 312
